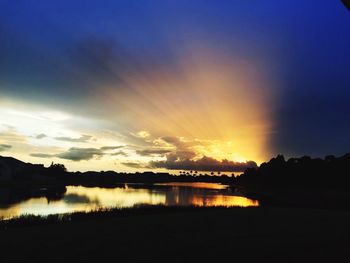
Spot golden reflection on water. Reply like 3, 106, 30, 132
156, 182, 229, 190
0, 205, 21, 220
66, 186, 166, 208
191, 195, 259, 207
0, 183, 259, 219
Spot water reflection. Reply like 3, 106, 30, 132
0, 183, 258, 219
155, 182, 230, 190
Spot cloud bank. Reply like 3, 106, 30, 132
149, 156, 257, 172
100, 146, 124, 151
56, 147, 103, 161
124, 134, 258, 172
136, 148, 172, 156
54, 135, 92, 143
36, 133, 47, 139
121, 162, 145, 169
30, 145, 125, 161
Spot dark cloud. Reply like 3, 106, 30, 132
0, 144, 12, 152
121, 162, 145, 169
57, 147, 103, 161
36, 133, 47, 139
136, 148, 172, 156
30, 153, 55, 158
54, 135, 92, 143
149, 156, 257, 172
111, 151, 128, 157
30, 145, 127, 161
100, 146, 124, 151
165, 151, 197, 162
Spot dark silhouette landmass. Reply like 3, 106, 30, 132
235, 154, 350, 209
0, 155, 235, 186
2, 153, 350, 209
2, 154, 350, 261
0, 155, 234, 205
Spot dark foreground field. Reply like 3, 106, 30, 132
1, 206, 349, 262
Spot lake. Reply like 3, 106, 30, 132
0, 182, 258, 219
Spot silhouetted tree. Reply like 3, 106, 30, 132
49, 162, 67, 175
236, 153, 350, 190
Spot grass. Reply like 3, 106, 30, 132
0, 205, 234, 228
0, 205, 350, 262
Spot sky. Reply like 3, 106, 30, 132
1, 0, 350, 172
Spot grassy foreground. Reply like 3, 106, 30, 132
1, 206, 350, 262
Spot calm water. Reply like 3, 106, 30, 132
0, 183, 258, 219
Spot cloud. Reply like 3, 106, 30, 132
31, 148, 103, 161
127, 133, 258, 172
36, 133, 47, 139
57, 147, 103, 161
0, 144, 12, 152
111, 151, 128, 157
145, 135, 257, 172
161, 136, 187, 149
30, 145, 127, 161
165, 150, 197, 162
54, 134, 92, 143
132, 135, 257, 172
121, 162, 145, 169
100, 146, 124, 151
30, 153, 55, 158
130, 131, 150, 139
127, 131, 154, 147
149, 156, 257, 172
136, 148, 172, 156
0, 130, 27, 143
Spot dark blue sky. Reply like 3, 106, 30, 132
1, 0, 350, 167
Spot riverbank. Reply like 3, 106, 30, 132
1, 206, 349, 262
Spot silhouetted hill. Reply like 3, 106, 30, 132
0, 156, 35, 179
0, 156, 66, 205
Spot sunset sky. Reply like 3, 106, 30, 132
1, 1, 350, 172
